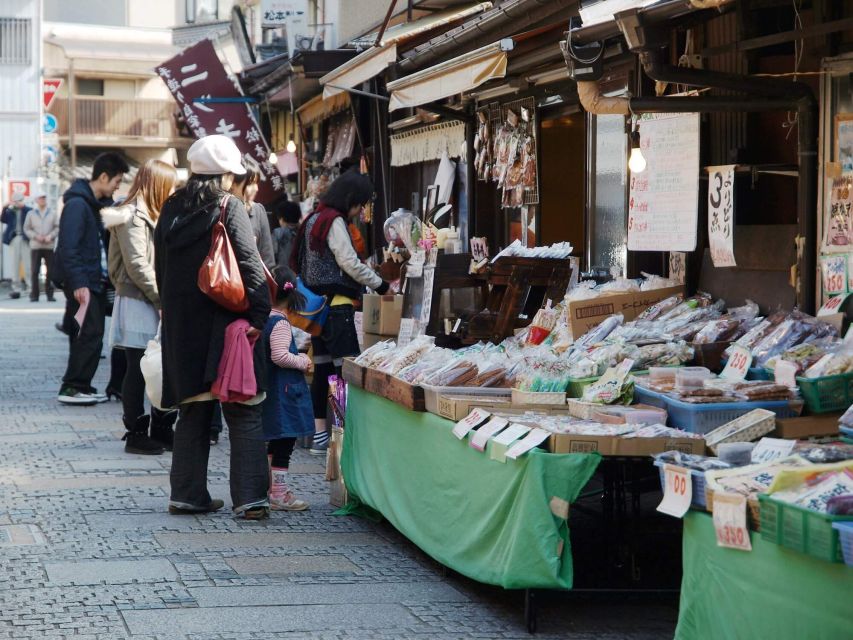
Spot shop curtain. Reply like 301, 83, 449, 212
390, 121, 467, 167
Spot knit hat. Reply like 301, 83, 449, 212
187, 135, 246, 176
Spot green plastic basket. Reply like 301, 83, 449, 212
796, 371, 853, 414
566, 376, 599, 398
758, 494, 853, 563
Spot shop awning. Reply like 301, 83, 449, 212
320, 2, 492, 100
296, 91, 351, 127
386, 40, 513, 111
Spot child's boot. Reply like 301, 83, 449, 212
269, 467, 309, 511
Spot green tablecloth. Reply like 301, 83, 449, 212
341, 387, 601, 590
676, 511, 853, 640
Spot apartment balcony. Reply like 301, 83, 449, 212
49, 96, 190, 148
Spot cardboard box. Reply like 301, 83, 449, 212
567, 286, 684, 339
549, 432, 705, 456
428, 394, 514, 421
773, 414, 841, 439
362, 293, 382, 334
378, 295, 403, 335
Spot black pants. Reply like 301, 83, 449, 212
61, 290, 106, 393
310, 305, 359, 419
268, 437, 296, 468
29, 249, 53, 300
122, 348, 146, 421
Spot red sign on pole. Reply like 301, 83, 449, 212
43, 78, 62, 110
157, 40, 284, 204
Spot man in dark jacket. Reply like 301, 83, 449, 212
1, 192, 33, 298
272, 199, 301, 281
55, 153, 128, 405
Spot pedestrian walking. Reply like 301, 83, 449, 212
291, 171, 390, 455
102, 159, 178, 455
23, 191, 58, 302
263, 271, 313, 511
272, 199, 301, 281
2, 192, 32, 298
155, 135, 271, 520
53, 152, 128, 405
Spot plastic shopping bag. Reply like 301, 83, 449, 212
140, 338, 165, 410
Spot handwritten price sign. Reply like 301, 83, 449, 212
713, 492, 752, 551
821, 254, 847, 295
656, 464, 692, 518
721, 345, 752, 380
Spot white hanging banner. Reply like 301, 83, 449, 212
628, 113, 700, 252
707, 164, 737, 267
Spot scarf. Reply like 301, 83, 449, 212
290, 202, 346, 272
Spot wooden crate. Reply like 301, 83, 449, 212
341, 358, 365, 388
364, 368, 425, 411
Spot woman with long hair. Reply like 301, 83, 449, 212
155, 135, 272, 520
291, 170, 389, 455
102, 159, 177, 455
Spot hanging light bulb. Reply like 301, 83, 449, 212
286, 133, 297, 154
268, 151, 278, 165
628, 128, 646, 173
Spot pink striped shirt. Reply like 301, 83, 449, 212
269, 310, 311, 371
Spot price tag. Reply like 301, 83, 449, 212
712, 492, 752, 551
505, 428, 551, 460
452, 408, 490, 440
750, 437, 796, 464
720, 345, 752, 380
817, 293, 848, 316
452, 318, 462, 333
774, 360, 798, 389
821, 254, 847, 295
397, 318, 414, 347
656, 464, 692, 518
469, 417, 509, 451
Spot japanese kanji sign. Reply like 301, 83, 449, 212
261, 0, 307, 26
628, 112, 700, 252
157, 39, 284, 203
707, 164, 736, 267
824, 177, 853, 249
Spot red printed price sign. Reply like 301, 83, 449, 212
721, 345, 752, 380
713, 492, 752, 551
656, 464, 692, 518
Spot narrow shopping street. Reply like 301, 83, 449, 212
0, 296, 676, 640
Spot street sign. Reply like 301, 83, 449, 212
7, 180, 31, 203
42, 114, 57, 134
42, 78, 62, 110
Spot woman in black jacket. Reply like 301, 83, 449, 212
154, 135, 272, 520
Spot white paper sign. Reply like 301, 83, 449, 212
397, 318, 415, 348
469, 417, 509, 451
505, 428, 551, 460
720, 345, 752, 380
669, 251, 686, 284
489, 423, 532, 463
628, 113, 700, 252
707, 164, 736, 267
419, 267, 435, 326
821, 254, 847, 295
713, 492, 752, 551
452, 408, 490, 440
750, 437, 796, 464
656, 464, 692, 518
774, 360, 798, 389
817, 293, 849, 317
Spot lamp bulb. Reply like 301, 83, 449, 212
628, 148, 646, 173
268, 151, 278, 165
286, 139, 297, 153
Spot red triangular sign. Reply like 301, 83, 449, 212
43, 78, 62, 110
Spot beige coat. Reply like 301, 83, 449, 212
101, 200, 160, 309
23, 205, 59, 250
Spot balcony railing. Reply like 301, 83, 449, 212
50, 96, 179, 141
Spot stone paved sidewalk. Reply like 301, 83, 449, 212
0, 296, 677, 639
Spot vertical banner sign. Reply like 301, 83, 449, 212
42, 79, 62, 110
157, 40, 284, 204
823, 177, 853, 248
707, 164, 737, 267
821, 253, 847, 296
669, 251, 686, 284
628, 113, 700, 252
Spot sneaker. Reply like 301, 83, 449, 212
309, 433, 329, 456
9, 291, 20, 299
57, 387, 98, 406
241, 506, 270, 520
270, 491, 309, 512
168, 499, 225, 515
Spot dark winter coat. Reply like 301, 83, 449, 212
247, 202, 275, 270
154, 193, 271, 408
1, 205, 32, 245
52, 179, 111, 292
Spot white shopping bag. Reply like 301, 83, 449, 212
140, 337, 165, 410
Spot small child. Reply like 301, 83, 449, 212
262, 271, 315, 511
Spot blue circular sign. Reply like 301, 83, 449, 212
43, 113, 57, 134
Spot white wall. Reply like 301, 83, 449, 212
0, 0, 41, 181
128, 0, 182, 28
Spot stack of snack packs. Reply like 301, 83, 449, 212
768, 460, 853, 515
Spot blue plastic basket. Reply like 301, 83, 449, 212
653, 460, 708, 509
832, 522, 853, 567
719, 358, 771, 381
663, 397, 803, 435
841, 426, 853, 439
633, 385, 668, 409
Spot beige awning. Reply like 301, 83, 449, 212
321, 44, 398, 99
386, 40, 512, 112
321, 2, 492, 100
297, 91, 351, 127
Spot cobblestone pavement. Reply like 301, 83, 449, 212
0, 295, 677, 639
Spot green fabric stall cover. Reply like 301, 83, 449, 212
341, 387, 601, 590
676, 512, 853, 640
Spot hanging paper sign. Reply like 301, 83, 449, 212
657, 464, 692, 518
628, 113, 700, 252
707, 164, 737, 267
397, 318, 415, 348
823, 178, 853, 248
713, 492, 752, 551
452, 408, 490, 440
505, 428, 552, 460
720, 345, 752, 380
469, 417, 509, 452
669, 251, 686, 284
419, 267, 435, 326
821, 254, 847, 295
